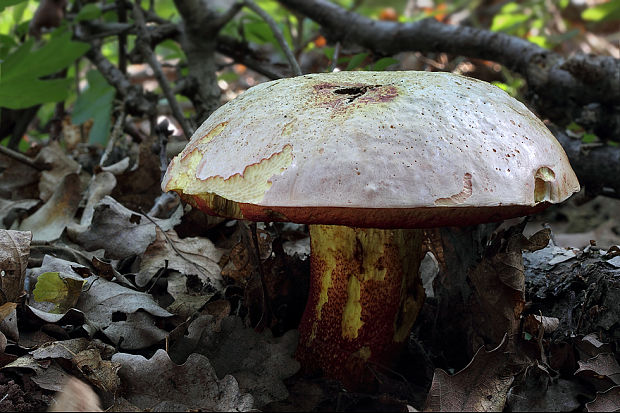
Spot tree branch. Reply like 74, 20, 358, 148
551, 125, 620, 199
244, 0, 302, 76
133, 2, 193, 138
173, 0, 223, 122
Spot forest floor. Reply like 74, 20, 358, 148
0, 135, 618, 411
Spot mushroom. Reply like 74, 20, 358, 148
162, 71, 580, 388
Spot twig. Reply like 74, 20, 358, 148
133, 2, 193, 138
99, 108, 126, 167
0, 145, 47, 171
329, 41, 341, 72
243, 0, 302, 76
116, 0, 128, 74
239, 221, 274, 330
212, 1, 244, 30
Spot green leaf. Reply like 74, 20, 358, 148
527, 35, 552, 49
33, 272, 85, 314
0, 29, 90, 108
490, 13, 529, 32
11, 0, 27, 24
524, 332, 533, 341
245, 21, 277, 45
72, 70, 115, 145
371, 57, 399, 71
0, 0, 26, 12
0, 78, 74, 108
2, 31, 89, 81
581, 133, 598, 143
0, 33, 17, 60
346, 52, 369, 71
582, 0, 620, 21
75, 3, 102, 22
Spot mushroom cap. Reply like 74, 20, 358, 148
163, 71, 579, 228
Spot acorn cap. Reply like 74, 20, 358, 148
163, 71, 579, 228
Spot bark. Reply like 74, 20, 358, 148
552, 125, 620, 198
172, 0, 232, 124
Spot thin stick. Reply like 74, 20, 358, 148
244, 0, 302, 76
0, 145, 47, 171
133, 2, 193, 138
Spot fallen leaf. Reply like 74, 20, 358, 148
172, 315, 300, 408
30, 337, 91, 360
111, 134, 164, 212
0, 198, 38, 228
0, 229, 31, 301
0, 152, 40, 199
72, 348, 121, 393
2, 355, 71, 392
523, 314, 560, 337
78, 275, 172, 344
469, 230, 529, 349
424, 336, 513, 412
27, 255, 171, 348
577, 334, 614, 358
69, 196, 181, 259
19, 173, 82, 242
68, 171, 117, 233
165, 271, 212, 318
33, 272, 85, 314
101, 311, 168, 350
576, 353, 620, 391
111, 349, 254, 411
0, 302, 18, 341
137, 227, 224, 289
586, 385, 620, 412
34, 142, 81, 202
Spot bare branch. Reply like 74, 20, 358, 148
551, 126, 620, 199
0, 145, 48, 171
133, 2, 193, 138
244, 0, 302, 76
213, 1, 244, 30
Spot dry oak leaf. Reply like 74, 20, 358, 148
576, 353, 620, 390
137, 227, 224, 289
18, 173, 81, 242
0, 229, 31, 302
586, 385, 620, 412
111, 349, 254, 411
424, 336, 513, 412
69, 196, 181, 260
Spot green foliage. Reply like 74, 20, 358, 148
582, 0, 620, 22
0, 0, 26, 12
72, 70, 115, 146
490, 3, 530, 32
492, 73, 525, 99
0, 29, 89, 109
33, 271, 85, 314
75, 3, 102, 22
371, 57, 400, 71
345, 52, 369, 71
489, 0, 571, 50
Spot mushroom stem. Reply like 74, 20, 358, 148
296, 224, 425, 388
